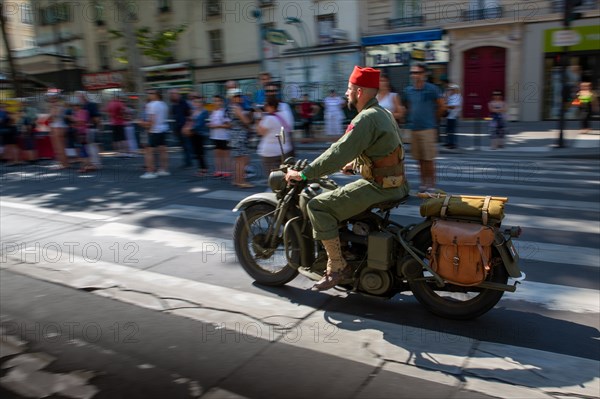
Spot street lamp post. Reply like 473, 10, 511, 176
285, 17, 311, 89
253, 9, 265, 73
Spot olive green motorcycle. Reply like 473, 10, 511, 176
232, 157, 524, 320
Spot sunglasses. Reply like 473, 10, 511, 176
410, 71, 424, 75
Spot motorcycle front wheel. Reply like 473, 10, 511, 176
408, 230, 508, 320
233, 204, 300, 286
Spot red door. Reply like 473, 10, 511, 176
463, 46, 506, 118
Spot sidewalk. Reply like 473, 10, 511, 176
293, 121, 600, 159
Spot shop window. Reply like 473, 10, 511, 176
317, 14, 336, 45
209, 30, 223, 63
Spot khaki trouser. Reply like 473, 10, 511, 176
307, 179, 409, 241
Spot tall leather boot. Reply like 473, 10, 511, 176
311, 237, 352, 291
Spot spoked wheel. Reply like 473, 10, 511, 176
408, 230, 508, 320
233, 204, 299, 286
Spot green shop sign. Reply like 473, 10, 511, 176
544, 25, 600, 52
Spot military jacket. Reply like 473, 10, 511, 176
302, 98, 403, 180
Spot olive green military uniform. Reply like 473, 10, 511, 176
302, 98, 410, 240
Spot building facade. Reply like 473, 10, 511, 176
13, 0, 360, 103
361, 0, 599, 121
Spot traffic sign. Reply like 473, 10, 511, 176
264, 29, 291, 46
551, 30, 581, 47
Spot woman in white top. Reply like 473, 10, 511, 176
377, 74, 403, 122
48, 95, 68, 169
208, 95, 232, 178
256, 97, 294, 175
323, 89, 345, 136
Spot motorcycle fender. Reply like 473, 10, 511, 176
405, 219, 433, 243
233, 193, 279, 212
494, 232, 522, 278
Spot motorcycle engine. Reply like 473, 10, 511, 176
359, 268, 392, 296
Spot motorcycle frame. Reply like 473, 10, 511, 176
233, 179, 523, 293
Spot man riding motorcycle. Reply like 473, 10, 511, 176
285, 66, 409, 291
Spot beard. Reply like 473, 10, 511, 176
347, 96, 357, 111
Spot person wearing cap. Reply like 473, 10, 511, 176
227, 88, 254, 188
285, 66, 409, 291
402, 63, 445, 192
444, 83, 462, 149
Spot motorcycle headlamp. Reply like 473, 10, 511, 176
268, 170, 287, 193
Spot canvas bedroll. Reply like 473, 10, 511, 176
418, 193, 507, 225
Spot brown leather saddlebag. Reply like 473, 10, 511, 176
430, 219, 495, 286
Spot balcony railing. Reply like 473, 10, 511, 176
387, 15, 424, 29
462, 6, 503, 21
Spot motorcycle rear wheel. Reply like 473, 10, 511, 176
233, 204, 299, 286
408, 230, 508, 320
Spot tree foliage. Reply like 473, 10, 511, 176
109, 25, 187, 64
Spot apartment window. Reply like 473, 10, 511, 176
158, 0, 171, 13
551, 0, 598, 12
464, 0, 502, 21
389, 0, 423, 28
317, 14, 336, 45
207, 0, 221, 17
92, 1, 105, 26
40, 2, 72, 25
98, 42, 110, 70
208, 30, 223, 63
21, 4, 34, 24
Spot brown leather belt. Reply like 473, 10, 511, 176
372, 146, 405, 185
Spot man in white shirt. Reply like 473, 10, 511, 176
141, 90, 170, 179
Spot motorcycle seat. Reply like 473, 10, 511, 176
368, 195, 410, 212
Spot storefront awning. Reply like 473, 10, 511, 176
361, 29, 443, 46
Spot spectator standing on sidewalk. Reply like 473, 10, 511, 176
140, 90, 170, 179
444, 84, 462, 149
48, 94, 69, 169
402, 63, 445, 192
377, 74, 403, 123
227, 89, 253, 188
169, 89, 193, 168
18, 100, 38, 163
256, 96, 294, 174
254, 71, 272, 107
190, 97, 210, 177
77, 91, 102, 170
208, 95, 232, 178
574, 81, 599, 134
297, 94, 318, 140
488, 90, 507, 150
324, 89, 345, 136
265, 84, 295, 155
106, 93, 127, 156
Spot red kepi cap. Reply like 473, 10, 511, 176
349, 66, 380, 89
